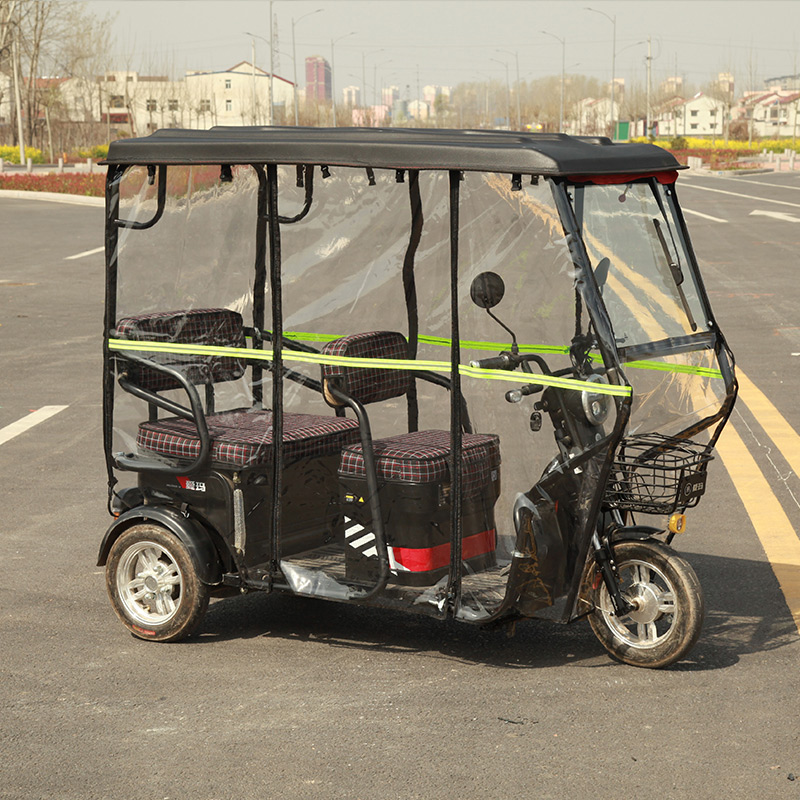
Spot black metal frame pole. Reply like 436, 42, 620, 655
252, 166, 269, 410
266, 164, 284, 577
446, 170, 464, 613
403, 169, 423, 433
102, 165, 126, 508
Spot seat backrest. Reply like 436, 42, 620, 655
321, 331, 412, 406
115, 308, 246, 392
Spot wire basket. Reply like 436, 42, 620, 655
603, 433, 715, 515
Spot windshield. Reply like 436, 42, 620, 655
574, 179, 708, 352
568, 177, 729, 438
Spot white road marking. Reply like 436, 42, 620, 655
682, 208, 728, 223
687, 173, 800, 193
678, 182, 800, 209
0, 405, 68, 446
65, 246, 104, 260
749, 209, 800, 223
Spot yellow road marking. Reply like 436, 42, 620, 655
714, 423, 800, 635
736, 370, 800, 483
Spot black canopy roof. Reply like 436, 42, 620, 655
104, 126, 682, 177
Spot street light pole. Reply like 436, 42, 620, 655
490, 57, 511, 129
362, 48, 383, 119
541, 32, 565, 132
374, 59, 392, 116
331, 31, 356, 127
246, 30, 272, 124
586, 7, 616, 138
496, 49, 521, 129
292, 8, 323, 126
251, 38, 257, 124
268, 0, 275, 125
11, 29, 25, 163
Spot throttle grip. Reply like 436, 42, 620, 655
505, 384, 543, 403
469, 354, 513, 370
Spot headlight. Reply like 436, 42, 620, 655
580, 374, 610, 426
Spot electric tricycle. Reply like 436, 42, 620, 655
98, 127, 736, 668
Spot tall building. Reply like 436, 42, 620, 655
343, 85, 361, 106
382, 85, 400, 106
306, 55, 331, 102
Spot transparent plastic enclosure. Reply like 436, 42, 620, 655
574, 178, 728, 438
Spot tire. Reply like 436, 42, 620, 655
106, 523, 210, 642
585, 539, 704, 669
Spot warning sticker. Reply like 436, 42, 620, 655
177, 476, 206, 492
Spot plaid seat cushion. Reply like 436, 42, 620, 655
321, 331, 412, 405
138, 409, 360, 468
339, 429, 500, 498
115, 308, 246, 392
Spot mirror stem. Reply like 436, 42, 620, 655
486, 308, 518, 354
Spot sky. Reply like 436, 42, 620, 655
88, 0, 800, 101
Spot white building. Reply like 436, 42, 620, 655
382, 85, 400, 107
408, 99, 430, 121
342, 85, 360, 107
422, 84, 451, 115
654, 93, 727, 138
576, 97, 611, 136
747, 91, 800, 138
56, 63, 295, 136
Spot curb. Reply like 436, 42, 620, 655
689, 167, 780, 178
0, 190, 103, 207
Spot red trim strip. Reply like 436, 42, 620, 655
392, 529, 496, 572
567, 170, 679, 185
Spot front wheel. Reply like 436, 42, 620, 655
106, 523, 210, 642
585, 540, 704, 669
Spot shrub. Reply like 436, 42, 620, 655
0, 172, 104, 196
76, 144, 109, 160
0, 145, 45, 164
669, 136, 689, 151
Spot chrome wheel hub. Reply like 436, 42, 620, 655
116, 541, 183, 626
599, 559, 677, 650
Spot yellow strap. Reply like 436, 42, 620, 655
282, 331, 723, 380
108, 337, 633, 397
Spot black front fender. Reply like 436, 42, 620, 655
611, 525, 665, 543
97, 505, 223, 585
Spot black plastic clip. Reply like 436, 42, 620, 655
147, 165, 156, 186
366, 167, 376, 186
530, 175, 539, 186
296, 164, 305, 188
395, 169, 405, 183
220, 164, 233, 183
511, 173, 522, 192
321, 165, 331, 179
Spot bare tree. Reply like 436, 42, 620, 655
1, 1, 116, 152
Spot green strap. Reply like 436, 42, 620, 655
281, 331, 723, 380
108, 337, 633, 397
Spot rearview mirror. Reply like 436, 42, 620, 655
470, 272, 505, 309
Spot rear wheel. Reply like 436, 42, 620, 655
586, 539, 704, 669
106, 523, 209, 642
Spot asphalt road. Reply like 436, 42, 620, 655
2, 173, 800, 800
